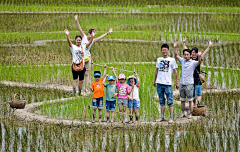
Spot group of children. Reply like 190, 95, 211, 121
90, 65, 140, 123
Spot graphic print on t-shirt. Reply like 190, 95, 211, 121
75, 48, 83, 61
159, 60, 170, 72
96, 83, 100, 88
119, 86, 127, 96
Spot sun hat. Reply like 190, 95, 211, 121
127, 75, 137, 85
108, 75, 115, 81
94, 71, 101, 77
118, 74, 126, 80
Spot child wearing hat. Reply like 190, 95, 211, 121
103, 74, 118, 123
127, 73, 140, 124
112, 68, 131, 124
90, 65, 107, 123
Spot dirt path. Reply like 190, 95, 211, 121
5, 80, 238, 128
12, 96, 201, 129
1, 11, 239, 15
0, 80, 202, 128
0, 80, 91, 96
1, 38, 240, 47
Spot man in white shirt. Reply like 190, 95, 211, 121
154, 44, 179, 124
174, 41, 202, 119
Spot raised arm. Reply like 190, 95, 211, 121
201, 40, 213, 60
182, 37, 188, 49
112, 67, 118, 83
94, 28, 113, 43
102, 74, 108, 87
197, 50, 203, 66
173, 69, 179, 89
86, 35, 94, 49
74, 15, 85, 37
102, 64, 107, 78
135, 73, 140, 87
174, 41, 181, 61
153, 68, 158, 87
64, 29, 72, 47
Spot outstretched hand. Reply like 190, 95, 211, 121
198, 50, 203, 56
106, 74, 109, 78
182, 37, 187, 43
108, 28, 113, 33
74, 15, 78, 21
113, 93, 118, 98
174, 41, 178, 48
64, 29, 69, 35
209, 40, 213, 47
104, 64, 107, 68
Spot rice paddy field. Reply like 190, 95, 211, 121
0, 0, 240, 151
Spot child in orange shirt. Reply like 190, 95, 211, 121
90, 65, 106, 123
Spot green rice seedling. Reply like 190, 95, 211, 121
159, 126, 165, 151
230, 68, 236, 89
217, 67, 223, 88
223, 65, 229, 88
210, 66, 215, 87
0, 122, 2, 144
236, 68, 240, 88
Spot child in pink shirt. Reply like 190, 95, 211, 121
112, 68, 131, 124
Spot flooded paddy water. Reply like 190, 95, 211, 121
0, 1, 240, 151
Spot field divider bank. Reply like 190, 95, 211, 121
1, 11, 240, 15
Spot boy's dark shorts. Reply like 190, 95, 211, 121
106, 100, 116, 111
92, 97, 103, 109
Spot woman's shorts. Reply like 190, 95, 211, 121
72, 66, 86, 81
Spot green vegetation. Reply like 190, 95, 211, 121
1, 86, 239, 151
0, 1, 240, 151
1, 4, 240, 13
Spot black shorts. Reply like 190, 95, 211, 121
72, 66, 86, 81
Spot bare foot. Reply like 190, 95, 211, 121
155, 118, 164, 122
107, 120, 109, 123
188, 115, 192, 119
111, 120, 113, 123
129, 121, 133, 124
133, 121, 138, 124
123, 121, 126, 124
92, 120, 95, 123
168, 119, 174, 124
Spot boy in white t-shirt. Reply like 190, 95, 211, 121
153, 44, 179, 124
127, 74, 140, 124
